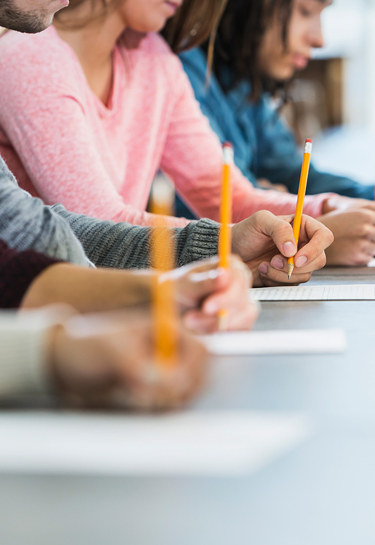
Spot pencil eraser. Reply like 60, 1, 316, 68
223, 142, 234, 164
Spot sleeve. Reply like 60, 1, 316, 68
0, 158, 90, 266
53, 204, 220, 269
159, 57, 333, 222
0, 307, 69, 398
255, 102, 375, 199
0, 240, 62, 309
0, 59, 189, 228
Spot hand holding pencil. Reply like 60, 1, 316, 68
231, 211, 334, 287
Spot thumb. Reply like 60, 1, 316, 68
258, 212, 297, 258
183, 267, 230, 306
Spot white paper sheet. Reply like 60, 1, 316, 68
0, 411, 312, 476
250, 284, 375, 301
201, 328, 347, 356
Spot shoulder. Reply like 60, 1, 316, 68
0, 27, 82, 94
179, 47, 208, 77
119, 31, 182, 73
139, 32, 174, 56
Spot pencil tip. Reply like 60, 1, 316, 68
288, 263, 294, 280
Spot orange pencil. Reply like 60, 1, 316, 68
150, 174, 178, 369
288, 138, 313, 279
218, 142, 234, 330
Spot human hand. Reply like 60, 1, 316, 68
231, 211, 334, 287
48, 311, 208, 411
318, 208, 375, 266
160, 256, 259, 334
322, 195, 375, 215
257, 178, 289, 193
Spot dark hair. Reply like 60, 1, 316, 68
207, 0, 293, 100
54, 0, 228, 55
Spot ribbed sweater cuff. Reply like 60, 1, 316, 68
187, 218, 220, 262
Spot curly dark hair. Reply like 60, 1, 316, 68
205, 0, 293, 100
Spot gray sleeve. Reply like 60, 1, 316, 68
53, 204, 220, 269
0, 158, 89, 266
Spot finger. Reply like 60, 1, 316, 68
267, 250, 327, 275
259, 264, 312, 285
357, 223, 375, 242
154, 337, 208, 408
258, 277, 301, 288
177, 256, 248, 310
183, 310, 219, 334
201, 267, 249, 316
223, 303, 260, 331
350, 241, 375, 266
253, 211, 298, 258
187, 267, 230, 300
293, 216, 333, 267
358, 202, 375, 214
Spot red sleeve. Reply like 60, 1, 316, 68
0, 240, 61, 309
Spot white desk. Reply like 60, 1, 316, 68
1, 267, 375, 545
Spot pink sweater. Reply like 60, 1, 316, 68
0, 27, 332, 227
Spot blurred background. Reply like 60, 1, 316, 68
285, 0, 375, 185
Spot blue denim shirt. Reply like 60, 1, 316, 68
177, 47, 374, 213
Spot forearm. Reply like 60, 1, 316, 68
21, 263, 153, 312
231, 181, 331, 220
306, 167, 375, 200
53, 204, 220, 269
0, 159, 89, 266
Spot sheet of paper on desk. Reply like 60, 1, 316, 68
0, 411, 312, 476
250, 284, 375, 301
201, 328, 347, 356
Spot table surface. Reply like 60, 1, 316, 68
1, 267, 375, 545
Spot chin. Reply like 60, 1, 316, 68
130, 17, 168, 34
272, 68, 296, 82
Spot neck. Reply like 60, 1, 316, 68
54, 9, 126, 103
55, 10, 126, 70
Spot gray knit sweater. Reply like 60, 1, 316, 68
0, 157, 220, 268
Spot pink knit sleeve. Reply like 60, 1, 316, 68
0, 47, 189, 228
160, 58, 334, 222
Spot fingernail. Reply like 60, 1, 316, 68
295, 256, 308, 268
184, 314, 198, 328
283, 242, 296, 256
204, 301, 218, 314
271, 257, 284, 270
259, 264, 268, 275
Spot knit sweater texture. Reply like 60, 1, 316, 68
0, 155, 220, 268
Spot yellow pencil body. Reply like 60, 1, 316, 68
288, 139, 312, 279
150, 175, 178, 369
218, 144, 233, 330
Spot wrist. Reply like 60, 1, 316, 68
230, 224, 241, 256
